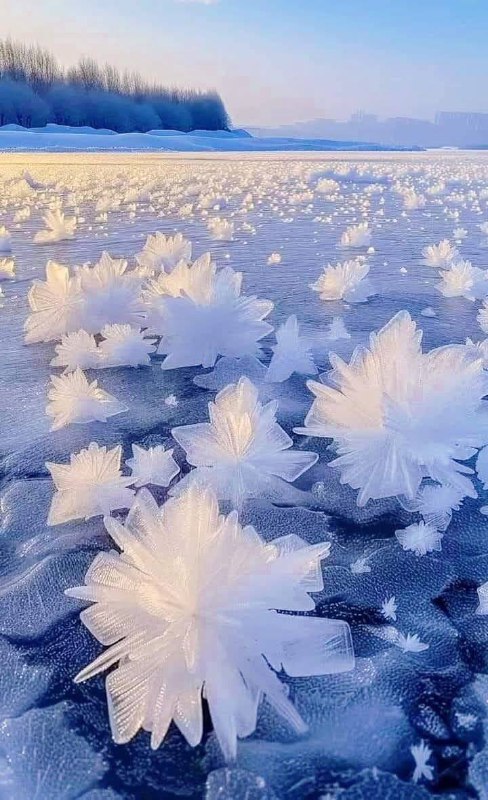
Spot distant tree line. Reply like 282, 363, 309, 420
0, 39, 230, 132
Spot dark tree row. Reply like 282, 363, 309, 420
0, 39, 230, 132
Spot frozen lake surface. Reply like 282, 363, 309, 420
1, 151, 488, 799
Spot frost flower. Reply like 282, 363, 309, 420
66, 486, 354, 758
126, 443, 180, 488
76, 252, 143, 333
421, 239, 458, 269
51, 330, 100, 372
172, 377, 318, 507
295, 311, 488, 506
411, 740, 434, 783
0, 257, 15, 279
46, 443, 134, 525
339, 222, 371, 248
34, 209, 77, 243
310, 259, 375, 303
395, 521, 443, 556
24, 261, 83, 344
136, 232, 192, 273
437, 260, 488, 300
157, 258, 273, 369
477, 300, 488, 334
476, 581, 488, 615
46, 368, 127, 431
98, 324, 155, 368
266, 315, 317, 383
207, 217, 234, 241
0, 226, 12, 253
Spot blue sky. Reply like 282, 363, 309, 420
2, 0, 486, 125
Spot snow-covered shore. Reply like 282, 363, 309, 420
0, 123, 420, 152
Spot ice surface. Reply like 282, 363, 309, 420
1, 150, 488, 798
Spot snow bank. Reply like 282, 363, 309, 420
0, 124, 414, 152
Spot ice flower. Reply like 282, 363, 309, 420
66, 485, 354, 758
0, 257, 15, 279
397, 632, 429, 653
476, 581, 488, 614
76, 252, 143, 333
381, 596, 397, 622
136, 232, 192, 273
310, 259, 375, 303
207, 217, 234, 241
295, 311, 488, 506
0, 226, 12, 253
46, 443, 134, 525
465, 337, 488, 368
172, 377, 318, 507
403, 190, 425, 210
98, 324, 155, 368
51, 330, 100, 372
266, 315, 317, 383
327, 316, 351, 341
24, 261, 83, 344
437, 260, 488, 300
316, 178, 339, 194
267, 252, 282, 265
411, 740, 434, 783
157, 259, 273, 369
421, 239, 458, 269
401, 483, 465, 531
477, 300, 488, 334
395, 521, 443, 556
453, 227, 467, 240
46, 368, 127, 431
339, 222, 371, 248
126, 443, 180, 488
34, 209, 77, 243
476, 445, 488, 488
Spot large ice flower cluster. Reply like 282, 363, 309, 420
66, 486, 353, 759
24, 253, 143, 343
296, 311, 488, 505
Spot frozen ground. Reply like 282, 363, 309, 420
1, 150, 488, 799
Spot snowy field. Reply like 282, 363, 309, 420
1, 150, 488, 799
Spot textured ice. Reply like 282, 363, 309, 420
0, 703, 107, 800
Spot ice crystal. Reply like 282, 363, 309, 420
24, 261, 83, 344
126, 444, 180, 488
0, 256, 15, 279
46, 443, 134, 525
207, 217, 234, 241
172, 377, 318, 506
66, 485, 354, 759
421, 239, 458, 269
476, 581, 488, 615
46, 368, 127, 431
395, 522, 443, 556
266, 315, 317, 383
0, 225, 12, 252
310, 259, 375, 303
34, 209, 77, 243
339, 222, 371, 248
437, 260, 488, 300
381, 596, 397, 622
76, 253, 143, 333
296, 311, 488, 505
136, 232, 192, 273
411, 740, 434, 783
51, 330, 100, 372
98, 324, 155, 368
157, 259, 273, 369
